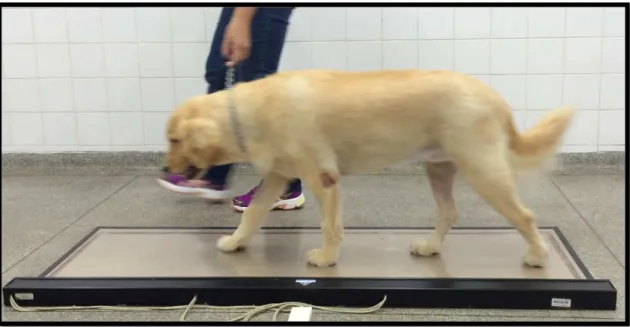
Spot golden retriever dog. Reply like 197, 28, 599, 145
164, 69, 575, 268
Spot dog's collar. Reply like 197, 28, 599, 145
225, 66, 248, 157
224, 66, 248, 156
226, 86, 248, 156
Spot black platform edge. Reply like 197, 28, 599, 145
2, 277, 617, 311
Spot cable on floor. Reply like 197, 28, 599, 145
9, 294, 387, 322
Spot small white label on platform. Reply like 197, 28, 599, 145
288, 306, 313, 321
551, 298, 571, 308
295, 279, 316, 286
15, 293, 34, 300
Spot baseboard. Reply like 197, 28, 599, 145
1, 151, 625, 175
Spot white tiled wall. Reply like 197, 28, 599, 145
1, 6, 626, 153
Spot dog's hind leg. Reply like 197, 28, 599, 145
411, 161, 458, 256
445, 138, 549, 267
216, 172, 288, 252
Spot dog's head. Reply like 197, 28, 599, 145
164, 100, 225, 174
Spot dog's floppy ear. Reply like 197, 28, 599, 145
180, 118, 221, 154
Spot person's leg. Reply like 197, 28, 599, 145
157, 8, 234, 200
198, 7, 238, 190
230, 7, 305, 212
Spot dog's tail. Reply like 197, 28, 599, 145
506, 106, 576, 171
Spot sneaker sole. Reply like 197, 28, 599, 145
233, 193, 306, 213
156, 179, 231, 200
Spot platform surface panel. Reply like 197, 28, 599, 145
45, 228, 586, 279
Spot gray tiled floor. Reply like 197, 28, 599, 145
1, 170, 626, 322
0, 175, 135, 271
550, 174, 626, 266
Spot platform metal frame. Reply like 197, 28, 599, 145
2, 227, 617, 311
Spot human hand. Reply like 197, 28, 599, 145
221, 18, 251, 67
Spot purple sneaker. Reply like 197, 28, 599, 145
232, 186, 306, 212
157, 173, 230, 201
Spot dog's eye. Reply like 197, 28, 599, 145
169, 139, 179, 144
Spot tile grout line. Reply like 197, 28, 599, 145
523, 7, 530, 120
1, 72, 617, 81
547, 175, 624, 269
451, 8, 455, 70
3, 35, 620, 45
63, 9, 81, 152
1, 175, 140, 275
595, 8, 605, 152
133, 8, 147, 149
98, 8, 113, 149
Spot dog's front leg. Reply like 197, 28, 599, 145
216, 173, 287, 252
305, 173, 343, 267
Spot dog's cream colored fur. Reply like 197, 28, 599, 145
164, 69, 576, 268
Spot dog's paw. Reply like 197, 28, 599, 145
523, 246, 549, 268
307, 248, 338, 267
216, 235, 246, 253
410, 238, 442, 256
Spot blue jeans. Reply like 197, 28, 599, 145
201, 7, 301, 193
